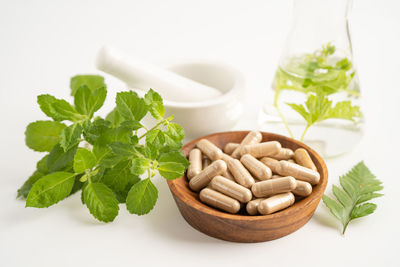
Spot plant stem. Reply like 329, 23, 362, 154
138, 120, 164, 140
300, 124, 311, 142
273, 90, 294, 138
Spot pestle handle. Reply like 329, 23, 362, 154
96, 46, 222, 102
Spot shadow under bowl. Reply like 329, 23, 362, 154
167, 131, 328, 243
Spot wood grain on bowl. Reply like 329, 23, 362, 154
167, 131, 328, 243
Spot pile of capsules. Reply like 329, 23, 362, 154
186, 131, 320, 215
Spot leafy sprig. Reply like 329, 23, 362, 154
18, 75, 189, 223
322, 161, 383, 234
272, 43, 362, 140
286, 91, 362, 141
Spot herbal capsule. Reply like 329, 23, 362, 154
187, 149, 202, 180
246, 199, 263, 215
240, 141, 281, 158
227, 159, 256, 188
292, 180, 313, 197
270, 148, 294, 160
196, 139, 223, 161
260, 157, 281, 174
294, 148, 317, 171
202, 157, 211, 169
278, 160, 320, 185
240, 154, 272, 181
222, 169, 235, 181
189, 160, 227, 191
231, 131, 262, 159
220, 153, 233, 163
258, 192, 295, 215
224, 143, 239, 155
251, 176, 297, 197
199, 188, 241, 214
209, 176, 252, 203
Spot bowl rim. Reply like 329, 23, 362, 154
128, 61, 245, 109
167, 130, 328, 221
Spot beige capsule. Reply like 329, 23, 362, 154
277, 160, 320, 185
224, 143, 239, 155
292, 180, 313, 197
189, 160, 227, 191
260, 157, 281, 174
220, 153, 233, 163
227, 159, 256, 188
294, 148, 317, 171
258, 192, 295, 215
246, 199, 264, 215
240, 154, 272, 181
202, 157, 211, 169
196, 139, 223, 161
269, 148, 294, 160
187, 149, 202, 180
251, 176, 297, 198
231, 131, 262, 159
241, 141, 281, 158
209, 176, 252, 203
199, 188, 241, 214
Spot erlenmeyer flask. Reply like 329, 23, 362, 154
259, 0, 363, 157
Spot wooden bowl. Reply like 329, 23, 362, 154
167, 131, 328, 243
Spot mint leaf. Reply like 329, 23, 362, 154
158, 162, 185, 180
37, 94, 65, 121
25, 121, 66, 152
60, 123, 82, 151
157, 151, 189, 179
52, 99, 85, 122
17, 170, 45, 199
163, 123, 185, 148
158, 151, 189, 168
130, 158, 151, 176
144, 89, 164, 120
95, 126, 133, 146
116, 91, 147, 121
325, 101, 362, 121
119, 120, 143, 131
102, 160, 135, 191
146, 129, 165, 148
47, 144, 77, 172
108, 142, 135, 157
73, 148, 97, 173
83, 182, 119, 222
126, 178, 158, 215
105, 108, 124, 127
92, 144, 111, 163
36, 155, 50, 173
82, 118, 111, 144
74, 85, 107, 117
114, 176, 141, 203
70, 75, 105, 96
322, 161, 383, 234
26, 172, 76, 208
17, 154, 51, 198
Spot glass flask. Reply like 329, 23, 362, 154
259, 0, 363, 157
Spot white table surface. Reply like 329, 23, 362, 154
1, 0, 399, 266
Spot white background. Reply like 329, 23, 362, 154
1, 0, 399, 266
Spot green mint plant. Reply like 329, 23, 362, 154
322, 161, 383, 234
17, 75, 189, 222
272, 43, 363, 141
